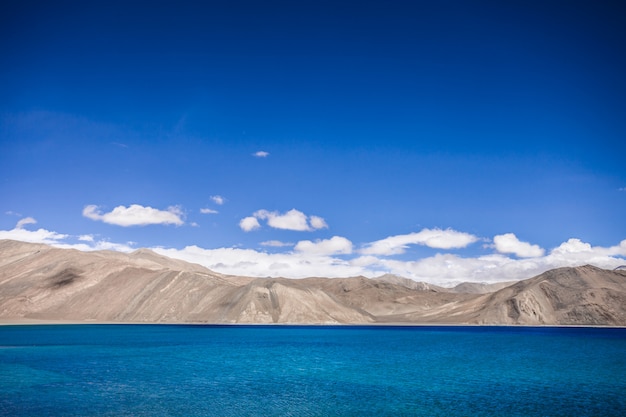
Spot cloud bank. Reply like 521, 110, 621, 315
1, 218, 625, 286
151, 237, 626, 284
83, 204, 184, 226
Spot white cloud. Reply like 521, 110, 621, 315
361, 228, 479, 255
309, 216, 328, 230
83, 204, 184, 226
260, 240, 294, 247
210, 195, 225, 205
253, 151, 269, 158
200, 208, 218, 214
295, 236, 353, 255
15, 217, 37, 229
256, 209, 309, 231
550, 238, 626, 259
0, 218, 68, 244
78, 234, 95, 242
242, 209, 328, 232
552, 238, 591, 254
493, 233, 545, 258
239, 216, 261, 232
605, 240, 626, 256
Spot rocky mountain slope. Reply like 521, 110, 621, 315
469, 264, 626, 325
1, 240, 625, 325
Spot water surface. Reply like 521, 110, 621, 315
1, 325, 624, 416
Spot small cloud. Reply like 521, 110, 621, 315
239, 216, 261, 232
260, 240, 294, 247
83, 204, 184, 227
16, 217, 37, 229
309, 216, 328, 230
295, 236, 353, 255
242, 209, 328, 232
253, 151, 269, 158
5, 211, 22, 217
361, 228, 478, 255
78, 234, 94, 242
619, 187, 626, 192
493, 233, 545, 258
256, 209, 309, 231
200, 208, 219, 214
210, 195, 225, 205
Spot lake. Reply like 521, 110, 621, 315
1, 325, 625, 416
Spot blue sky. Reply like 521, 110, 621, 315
1, 0, 625, 284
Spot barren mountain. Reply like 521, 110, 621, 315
1, 240, 625, 325
468, 264, 626, 325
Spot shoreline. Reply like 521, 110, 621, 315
1, 318, 625, 329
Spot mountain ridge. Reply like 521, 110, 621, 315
1, 239, 625, 326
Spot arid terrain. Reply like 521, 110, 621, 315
1, 239, 625, 325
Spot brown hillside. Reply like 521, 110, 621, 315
1, 240, 625, 326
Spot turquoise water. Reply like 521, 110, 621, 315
1, 325, 625, 416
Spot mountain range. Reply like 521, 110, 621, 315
1, 239, 625, 326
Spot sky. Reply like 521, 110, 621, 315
1, 0, 625, 285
